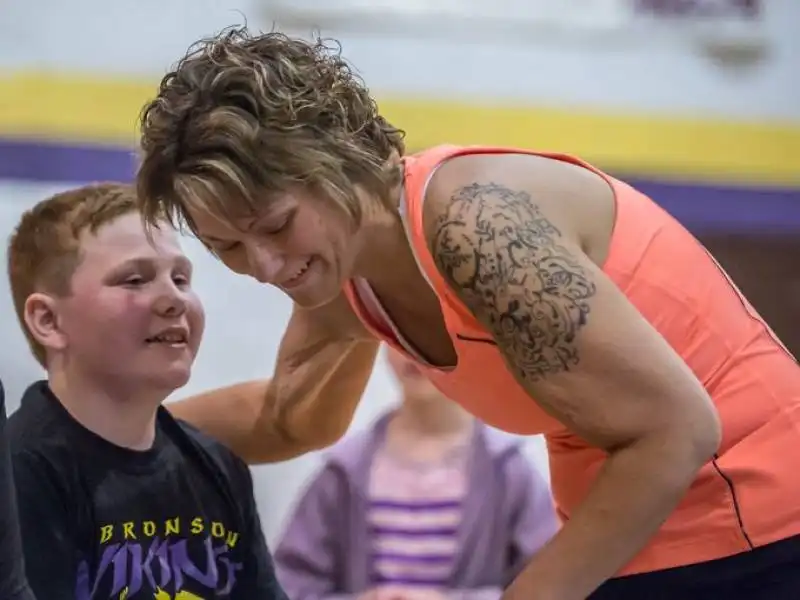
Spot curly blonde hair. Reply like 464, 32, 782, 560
137, 27, 406, 237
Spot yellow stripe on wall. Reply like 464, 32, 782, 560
1, 71, 798, 186
0, 73, 148, 144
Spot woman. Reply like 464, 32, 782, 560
136, 27, 800, 599
274, 348, 558, 600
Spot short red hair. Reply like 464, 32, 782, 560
7, 183, 139, 366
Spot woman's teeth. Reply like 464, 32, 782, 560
286, 260, 310, 284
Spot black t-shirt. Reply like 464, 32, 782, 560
0, 380, 36, 600
7, 381, 287, 600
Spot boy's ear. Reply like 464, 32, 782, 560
23, 292, 68, 354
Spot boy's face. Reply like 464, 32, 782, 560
41, 213, 205, 392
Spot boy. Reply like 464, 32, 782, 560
6, 183, 287, 599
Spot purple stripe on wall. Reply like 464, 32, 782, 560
622, 176, 800, 234
0, 138, 137, 183
1, 137, 799, 233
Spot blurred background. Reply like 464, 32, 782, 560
0, 0, 798, 543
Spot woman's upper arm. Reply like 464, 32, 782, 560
421, 159, 720, 451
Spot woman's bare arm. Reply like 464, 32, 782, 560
423, 155, 721, 600
169, 292, 379, 463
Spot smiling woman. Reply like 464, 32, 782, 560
133, 27, 800, 600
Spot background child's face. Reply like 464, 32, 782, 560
53, 214, 205, 392
386, 348, 442, 403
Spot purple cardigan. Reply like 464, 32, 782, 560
274, 414, 559, 600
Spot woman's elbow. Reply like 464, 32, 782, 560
674, 397, 722, 469
694, 407, 722, 461
278, 411, 350, 455
244, 410, 345, 464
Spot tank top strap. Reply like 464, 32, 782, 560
400, 147, 488, 336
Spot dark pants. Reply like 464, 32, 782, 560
0, 381, 36, 600
590, 534, 800, 599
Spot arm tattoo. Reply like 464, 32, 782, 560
431, 182, 597, 381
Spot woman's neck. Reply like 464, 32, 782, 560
351, 180, 417, 281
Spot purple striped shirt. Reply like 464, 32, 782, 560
367, 444, 468, 588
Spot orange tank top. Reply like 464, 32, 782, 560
343, 144, 800, 575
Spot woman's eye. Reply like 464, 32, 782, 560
259, 211, 294, 235
211, 241, 240, 253
259, 222, 286, 235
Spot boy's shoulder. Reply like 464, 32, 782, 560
159, 407, 253, 487
7, 381, 72, 460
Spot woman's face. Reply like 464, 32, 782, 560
189, 189, 359, 308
